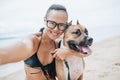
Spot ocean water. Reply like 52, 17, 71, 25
0, 25, 120, 44
88, 25, 120, 42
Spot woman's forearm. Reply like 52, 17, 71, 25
0, 32, 41, 64
0, 40, 34, 64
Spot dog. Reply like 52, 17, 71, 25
55, 20, 93, 80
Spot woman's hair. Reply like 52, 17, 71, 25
45, 4, 68, 19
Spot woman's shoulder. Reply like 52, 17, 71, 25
20, 32, 42, 53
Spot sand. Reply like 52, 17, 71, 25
0, 36, 120, 80
0, 69, 26, 80
84, 36, 120, 80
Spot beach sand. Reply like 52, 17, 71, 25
84, 36, 120, 80
0, 69, 26, 80
0, 36, 120, 80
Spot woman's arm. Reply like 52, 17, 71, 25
52, 48, 91, 60
0, 32, 41, 64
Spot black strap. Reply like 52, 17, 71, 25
64, 60, 70, 80
58, 40, 61, 48
38, 28, 50, 79
59, 41, 70, 80
40, 65, 49, 80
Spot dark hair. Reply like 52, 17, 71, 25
45, 4, 68, 20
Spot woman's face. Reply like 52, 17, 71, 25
44, 10, 68, 40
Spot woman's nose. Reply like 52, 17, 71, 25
53, 25, 59, 31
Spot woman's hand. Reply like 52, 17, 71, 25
22, 32, 42, 54
51, 48, 92, 61
29, 32, 42, 53
51, 48, 70, 61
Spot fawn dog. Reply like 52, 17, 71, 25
55, 20, 93, 80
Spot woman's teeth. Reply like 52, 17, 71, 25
52, 31, 58, 36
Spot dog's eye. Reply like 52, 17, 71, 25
84, 28, 88, 35
72, 29, 81, 36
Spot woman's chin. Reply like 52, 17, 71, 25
50, 36, 59, 40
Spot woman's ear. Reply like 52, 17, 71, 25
44, 17, 47, 25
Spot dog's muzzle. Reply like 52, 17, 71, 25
67, 36, 93, 54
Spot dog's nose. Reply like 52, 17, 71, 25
86, 37, 93, 46
88, 37, 93, 44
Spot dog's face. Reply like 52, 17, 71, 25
63, 21, 93, 54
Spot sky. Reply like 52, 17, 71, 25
0, 0, 120, 36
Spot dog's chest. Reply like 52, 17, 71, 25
63, 56, 84, 80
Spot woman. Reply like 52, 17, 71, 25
24, 4, 69, 80
0, 4, 68, 80
0, 4, 90, 80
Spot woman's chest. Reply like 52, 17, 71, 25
37, 43, 56, 65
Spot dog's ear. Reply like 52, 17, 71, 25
77, 20, 80, 25
65, 20, 72, 30
64, 20, 72, 33
68, 20, 72, 26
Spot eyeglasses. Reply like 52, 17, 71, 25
46, 20, 67, 31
